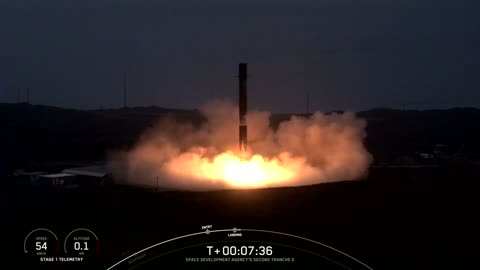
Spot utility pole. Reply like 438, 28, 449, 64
123, 72, 127, 109
306, 91, 310, 115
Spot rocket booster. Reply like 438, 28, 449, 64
238, 63, 248, 157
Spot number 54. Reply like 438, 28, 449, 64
36, 242, 47, 250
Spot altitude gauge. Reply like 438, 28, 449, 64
24, 228, 59, 258
64, 228, 99, 257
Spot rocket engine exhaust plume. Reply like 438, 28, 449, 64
108, 100, 373, 191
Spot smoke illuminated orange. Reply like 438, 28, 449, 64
110, 101, 372, 190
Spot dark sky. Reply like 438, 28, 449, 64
1, 0, 479, 112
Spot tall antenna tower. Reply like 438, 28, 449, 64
306, 91, 310, 114
123, 72, 127, 109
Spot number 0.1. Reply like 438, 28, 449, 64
74, 242, 89, 251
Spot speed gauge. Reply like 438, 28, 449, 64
24, 228, 59, 258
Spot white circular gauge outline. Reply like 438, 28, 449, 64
23, 228, 59, 253
106, 228, 373, 270
64, 228, 99, 253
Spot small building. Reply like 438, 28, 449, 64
62, 165, 112, 186
13, 165, 112, 189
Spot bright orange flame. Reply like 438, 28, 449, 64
165, 151, 295, 189
220, 153, 294, 188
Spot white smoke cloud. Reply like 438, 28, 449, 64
108, 100, 372, 190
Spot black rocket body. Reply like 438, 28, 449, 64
239, 63, 248, 157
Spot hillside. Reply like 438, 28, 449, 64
2, 103, 480, 175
